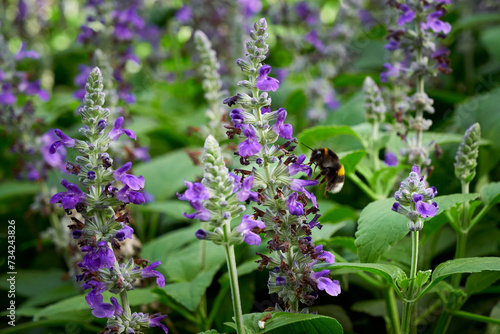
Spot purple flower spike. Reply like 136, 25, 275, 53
175, 4, 192, 23
256, 65, 280, 92
276, 276, 286, 286
114, 162, 145, 190
416, 200, 438, 218
237, 176, 258, 202
397, 5, 416, 26
49, 129, 76, 154
238, 125, 262, 157
195, 229, 208, 240
142, 261, 165, 287
311, 269, 341, 296
110, 297, 123, 317
411, 165, 421, 176
286, 193, 304, 216
149, 314, 169, 333
272, 108, 293, 139
412, 193, 424, 203
0, 85, 17, 105
109, 117, 136, 141
81, 241, 115, 272
116, 185, 145, 205
288, 154, 313, 178
236, 215, 265, 245
50, 179, 86, 210
384, 151, 398, 167
85, 290, 114, 318
15, 42, 40, 60
230, 108, 245, 128
422, 11, 451, 34
177, 181, 210, 201
115, 225, 134, 241
183, 200, 211, 221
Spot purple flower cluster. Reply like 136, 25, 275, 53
382, 0, 452, 83
75, 0, 160, 105
49, 67, 167, 332
392, 165, 438, 231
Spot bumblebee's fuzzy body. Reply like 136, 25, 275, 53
307, 148, 345, 196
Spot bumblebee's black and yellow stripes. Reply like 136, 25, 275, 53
305, 146, 345, 196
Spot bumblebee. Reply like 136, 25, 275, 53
302, 144, 345, 196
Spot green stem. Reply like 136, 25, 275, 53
452, 310, 500, 326
371, 120, 380, 171
452, 181, 470, 287
383, 287, 401, 334
348, 173, 384, 201
120, 289, 132, 320
401, 230, 419, 334
223, 221, 244, 334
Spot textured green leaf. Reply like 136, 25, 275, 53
481, 26, 500, 62
352, 299, 390, 318
480, 182, 500, 207
135, 200, 192, 221
239, 312, 343, 334
355, 198, 408, 263
324, 91, 364, 126
465, 271, 500, 296
326, 237, 357, 253
142, 225, 199, 264
338, 150, 366, 175
419, 257, 500, 299
355, 194, 480, 264
34, 288, 158, 321
327, 262, 404, 295
134, 149, 201, 200
0, 181, 39, 199
321, 205, 358, 225
162, 267, 219, 312
297, 125, 363, 156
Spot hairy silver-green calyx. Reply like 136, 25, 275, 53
98, 258, 143, 293
202, 135, 245, 227
363, 76, 386, 123
454, 123, 481, 183
106, 311, 150, 333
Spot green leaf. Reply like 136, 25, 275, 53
134, 149, 201, 200
338, 150, 366, 175
162, 267, 220, 312
320, 205, 358, 225
34, 288, 158, 320
480, 26, 500, 62
0, 181, 39, 199
142, 225, 199, 264
354, 198, 408, 263
452, 13, 500, 33
419, 257, 500, 299
0, 270, 69, 297
135, 200, 192, 221
296, 125, 363, 156
480, 182, 500, 207
465, 271, 500, 296
324, 91, 364, 126
326, 236, 357, 254
430, 193, 480, 219
352, 299, 390, 318
240, 312, 343, 334
415, 270, 432, 288
327, 262, 404, 295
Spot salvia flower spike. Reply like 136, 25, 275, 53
454, 123, 481, 183
392, 165, 439, 231
49, 67, 168, 333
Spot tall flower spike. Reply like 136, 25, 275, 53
392, 165, 438, 231
194, 30, 227, 140
454, 123, 481, 183
50, 67, 167, 333
363, 76, 386, 123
